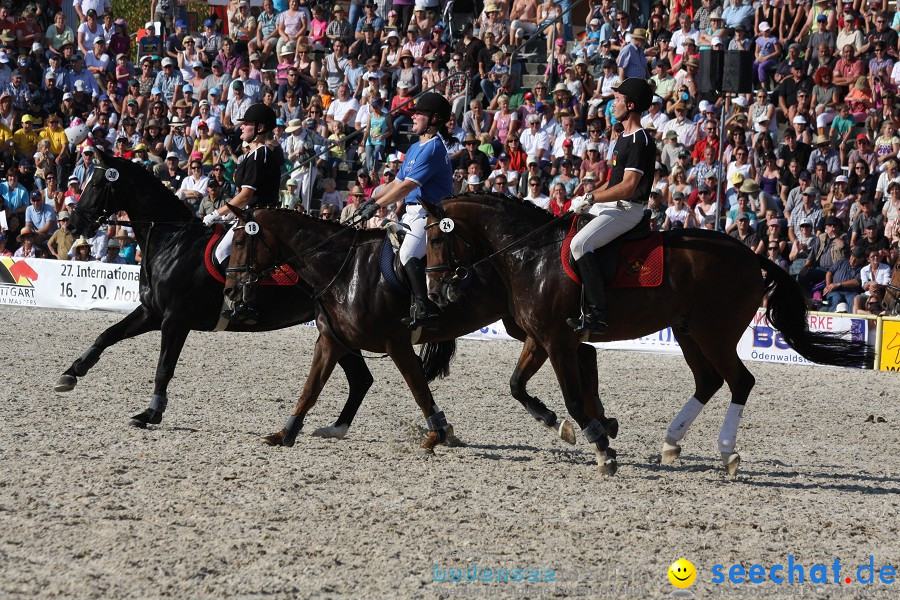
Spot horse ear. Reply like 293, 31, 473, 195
421, 200, 442, 219
225, 202, 249, 221
96, 149, 112, 166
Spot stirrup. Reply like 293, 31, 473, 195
566, 313, 608, 335
227, 302, 259, 325
402, 301, 439, 329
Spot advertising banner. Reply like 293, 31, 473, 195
0, 257, 141, 313
878, 318, 900, 372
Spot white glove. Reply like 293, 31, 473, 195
203, 212, 222, 226
222, 211, 235, 222
570, 195, 591, 214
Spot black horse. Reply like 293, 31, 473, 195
62, 151, 377, 434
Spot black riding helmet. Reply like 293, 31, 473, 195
612, 78, 653, 114
413, 92, 452, 127
239, 103, 277, 134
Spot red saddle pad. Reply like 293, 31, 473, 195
561, 216, 664, 288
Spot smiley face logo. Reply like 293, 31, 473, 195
668, 559, 696, 588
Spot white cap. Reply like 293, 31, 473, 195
74, 80, 86, 91
31, 42, 42, 52
166, 151, 179, 160
759, 21, 771, 31
835, 174, 849, 183
652, 95, 663, 104
161, 57, 174, 67
711, 36, 723, 46
590, 18, 600, 25
698, 100, 711, 112
466, 175, 482, 185
732, 96, 747, 107
793, 115, 807, 124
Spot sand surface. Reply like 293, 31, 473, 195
1, 306, 898, 599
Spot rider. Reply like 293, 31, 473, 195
566, 78, 655, 334
203, 103, 283, 323
356, 92, 454, 329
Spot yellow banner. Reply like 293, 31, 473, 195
879, 319, 900, 372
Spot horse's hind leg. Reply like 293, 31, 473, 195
265, 334, 344, 447
663, 331, 725, 465
509, 336, 576, 444
310, 353, 373, 439
384, 339, 453, 452
690, 328, 755, 475
56, 305, 161, 392
577, 342, 618, 440
130, 318, 191, 428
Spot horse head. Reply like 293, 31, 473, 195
422, 199, 474, 307
68, 150, 124, 237
223, 204, 281, 306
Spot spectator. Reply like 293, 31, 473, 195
47, 210, 74, 259
823, 245, 866, 312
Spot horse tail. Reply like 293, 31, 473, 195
759, 255, 874, 368
419, 340, 457, 383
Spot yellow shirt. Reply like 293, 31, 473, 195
13, 127, 40, 156
0, 123, 11, 152
40, 127, 69, 156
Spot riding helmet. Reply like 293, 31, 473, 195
239, 103, 277, 132
413, 92, 452, 125
612, 78, 653, 114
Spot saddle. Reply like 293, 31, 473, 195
561, 210, 664, 288
204, 223, 301, 286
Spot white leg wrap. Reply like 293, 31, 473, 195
717, 403, 744, 454
665, 397, 704, 445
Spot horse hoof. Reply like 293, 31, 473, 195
262, 431, 286, 446
605, 418, 619, 439
311, 424, 349, 439
129, 409, 162, 429
558, 420, 576, 445
661, 442, 682, 465
421, 431, 441, 451
721, 452, 741, 475
54, 375, 77, 393
598, 457, 618, 476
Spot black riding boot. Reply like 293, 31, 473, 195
401, 257, 441, 329
566, 252, 609, 335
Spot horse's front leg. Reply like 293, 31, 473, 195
130, 317, 191, 428
509, 335, 576, 444
56, 305, 161, 393
264, 334, 345, 447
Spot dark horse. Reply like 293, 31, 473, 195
222, 205, 618, 448
61, 151, 376, 434
423, 193, 873, 475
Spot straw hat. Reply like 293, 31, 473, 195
72, 236, 92, 250
16, 226, 36, 242
349, 185, 366, 196
285, 118, 304, 133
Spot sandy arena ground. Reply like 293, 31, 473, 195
1, 305, 899, 599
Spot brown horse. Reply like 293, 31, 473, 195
223, 205, 626, 449
423, 193, 873, 475
883, 258, 900, 315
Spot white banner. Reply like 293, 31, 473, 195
1, 259, 869, 369
0, 257, 141, 312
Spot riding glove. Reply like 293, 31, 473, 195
357, 200, 379, 219
203, 213, 222, 226
570, 196, 591, 214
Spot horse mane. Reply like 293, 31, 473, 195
101, 153, 196, 223
444, 191, 558, 221
255, 207, 385, 244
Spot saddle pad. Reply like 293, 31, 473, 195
379, 235, 408, 294
204, 223, 301, 286
562, 217, 664, 288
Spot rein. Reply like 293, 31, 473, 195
425, 210, 573, 282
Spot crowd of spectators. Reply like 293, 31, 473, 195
0, 0, 897, 314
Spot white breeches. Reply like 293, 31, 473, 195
570, 200, 645, 261
215, 223, 234, 263
399, 204, 427, 265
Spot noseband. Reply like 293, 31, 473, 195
424, 219, 473, 287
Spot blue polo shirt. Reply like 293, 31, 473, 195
398, 136, 453, 205
0, 182, 30, 212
